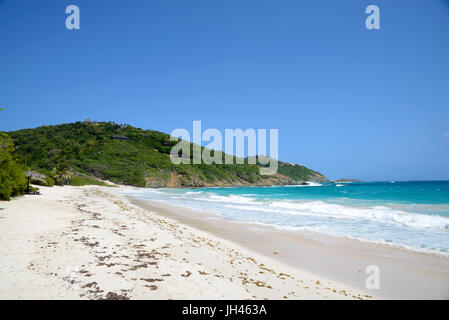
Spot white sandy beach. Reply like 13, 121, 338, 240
0, 185, 378, 300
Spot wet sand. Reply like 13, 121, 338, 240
127, 197, 449, 299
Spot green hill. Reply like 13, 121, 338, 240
7, 121, 327, 188
278, 161, 327, 182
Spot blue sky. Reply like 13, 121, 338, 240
1, 0, 449, 181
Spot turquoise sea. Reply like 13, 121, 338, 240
123, 181, 449, 255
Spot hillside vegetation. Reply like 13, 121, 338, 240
7, 121, 327, 188
0, 132, 27, 200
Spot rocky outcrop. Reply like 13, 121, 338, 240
144, 172, 299, 188
307, 172, 329, 183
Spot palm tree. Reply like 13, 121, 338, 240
54, 163, 73, 185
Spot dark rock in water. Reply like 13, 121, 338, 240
300, 182, 309, 185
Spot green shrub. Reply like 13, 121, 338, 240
0, 133, 27, 200
68, 175, 110, 186
45, 176, 55, 187
26, 185, 40, 193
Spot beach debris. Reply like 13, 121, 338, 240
145, 285, 158, 290
102, 291, 130, 300
181, 270, 192, 277
62, 265, 81, 291
140, 278, 163, 283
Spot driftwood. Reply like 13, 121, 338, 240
25, 191, 41, 195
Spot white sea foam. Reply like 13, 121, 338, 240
198, 194, 257, 204
121, 187, 449, 254
284, 182, 323, 187
267, 201, 449, 229
126, 189, 449, 230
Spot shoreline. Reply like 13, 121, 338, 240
0, 185, 376, 300
124, 193, 449, 300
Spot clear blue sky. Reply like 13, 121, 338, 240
1, 0, 449, 181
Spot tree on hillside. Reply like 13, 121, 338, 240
53, 162, 73, 185
0, 132, 27, 200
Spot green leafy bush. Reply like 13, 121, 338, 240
45, 176, 55, 187
68, 175, 110, 186
0, 133, 27, 200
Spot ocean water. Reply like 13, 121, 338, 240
122, 181, 449, 255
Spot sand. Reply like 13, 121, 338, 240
0, 185, 377, 300
132, 199, 449, 300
